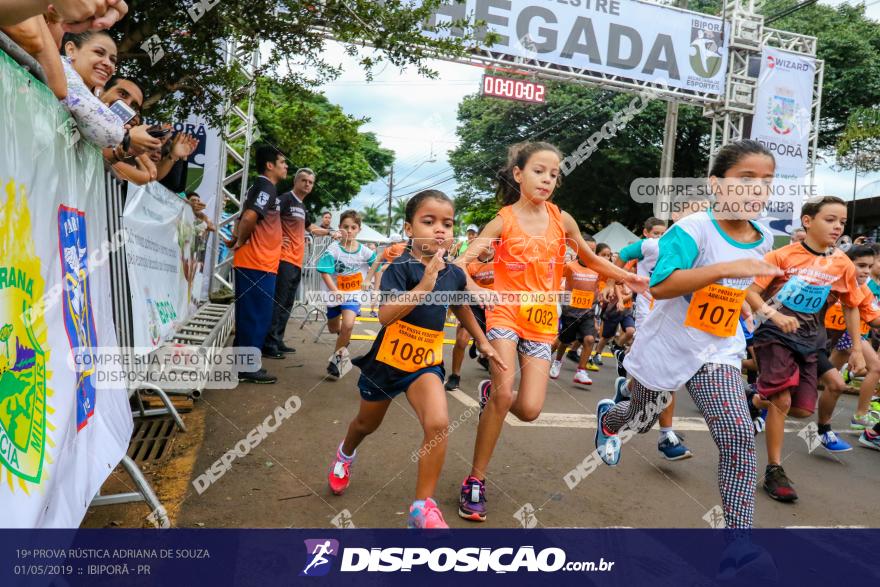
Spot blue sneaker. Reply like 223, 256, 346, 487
819, 430, 852, 453
595, 399, 621, 466
658, 431, 693, 461
478, 379, 491, 417
612, 377, 629, 404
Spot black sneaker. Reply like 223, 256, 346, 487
745, 386, 764, 434
327, 357, 340, 380
477, 356, 490, 371
278, 343, 297, 354
262, 347, 284, 360
614, 348, 627, 377
445, 374, 461, 391
468, 343, 478, 359
478, 379, 492, 416
566, 349, 579, 363
763, 464, 797, 502
238, 369, 277, 384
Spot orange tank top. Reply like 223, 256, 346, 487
487, 202, 567, 343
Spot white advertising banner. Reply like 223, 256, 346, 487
749, 47, 816, 234
0, 52, 132, 527
123, 183, 202, 351
427, 0, 729, 95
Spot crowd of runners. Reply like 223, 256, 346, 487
257, 138, 880, 532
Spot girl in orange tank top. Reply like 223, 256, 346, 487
453, 141, 648, 523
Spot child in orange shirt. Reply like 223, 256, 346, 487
746, 196, 865, 502
454, 141, 646, 522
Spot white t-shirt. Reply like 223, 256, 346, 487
619, 238, 661, 328
316, 241, 376, 303
623, 211, 774, 391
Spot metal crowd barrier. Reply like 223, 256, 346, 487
292, 234, 330, 341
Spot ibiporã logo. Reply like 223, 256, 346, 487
0, 180, 53, 492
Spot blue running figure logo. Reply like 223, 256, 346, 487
301, 539, 339, 577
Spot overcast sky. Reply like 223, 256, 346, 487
308, 0, 880, 228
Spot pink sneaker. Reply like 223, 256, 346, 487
328, 444, 355, 495
407, 498, 448, 529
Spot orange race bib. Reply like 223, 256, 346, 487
376, 320, 443, 372
824, 304, 846, 331
684, 284, 746, 337
823, 303, 870, 335
570, 289, 595, 310
337, 273, 363, 292
518, 299, 558, 335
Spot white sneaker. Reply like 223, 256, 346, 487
573, 369, 592, 385
550, 360, 562, 379
336, 347, 352, 378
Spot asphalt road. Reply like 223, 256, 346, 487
177, 316, 880, 529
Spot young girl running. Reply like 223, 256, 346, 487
326, 190, 506, 529
454, 141, 646, 522
595, 139, 782, 529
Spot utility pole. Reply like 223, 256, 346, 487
386, 165, 394, 237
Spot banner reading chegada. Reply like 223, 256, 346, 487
0, 52, 132, 527
123, 182, 202, 351
425, 0, 729, 96
749, 47, 816, 234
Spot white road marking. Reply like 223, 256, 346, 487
362, 328, 376, 336
448, 389, 802, 432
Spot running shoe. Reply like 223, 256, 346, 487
566, 349, 579, 363
369, 310, 378, 318
445, 374, 461, 392
592, 353, 604, 366
745, 386, 764, 435
763, 464, 797, 502
658, 431, 693, 461
278, 343, 297, 354
585, 359, 600, 372
595, 399, 621, 466
550, 359, 562, 380
328, 446, 355, 495
468, 342, 478, 359
477, 356, 490, 371
859, 430, 880, 451
408, 498, 449, 529
850, 411, 880, 430
238, 369, 277, 384
478, 379, 492, 416
326, 356, 340, 379
612, 376, 629, 404
819, 430, 852, 453
458, 476, 487, 522
870, 397, 880, 413
573, 369, 592, 386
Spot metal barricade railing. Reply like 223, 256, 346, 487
292, 234, 333, 340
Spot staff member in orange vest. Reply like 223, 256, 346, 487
229, 146, 288, 384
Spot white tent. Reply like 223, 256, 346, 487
328, 210, 390, 244
592, 221, 639, 251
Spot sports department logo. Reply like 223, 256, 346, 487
768, 93, 796, 135
58, 206, 98, 431
301, 539, 339, 577
0, 180, 52, 491
689, 24, 723, 78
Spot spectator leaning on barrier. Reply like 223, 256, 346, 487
228, 145, 288, 384
2, 0, 128, 31
319, 211, 333, 230
263, 168, 339, 358
1, 13, 67, 99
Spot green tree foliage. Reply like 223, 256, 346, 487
837, 106, 880, 173
449, 82, 710, 233
112, 0, 482, 128
246, 79, 394, 212
361, 204, 384, 228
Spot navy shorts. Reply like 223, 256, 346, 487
358, 365, 445, 402
327, 304, 361, 319
601, 314, 635, 339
